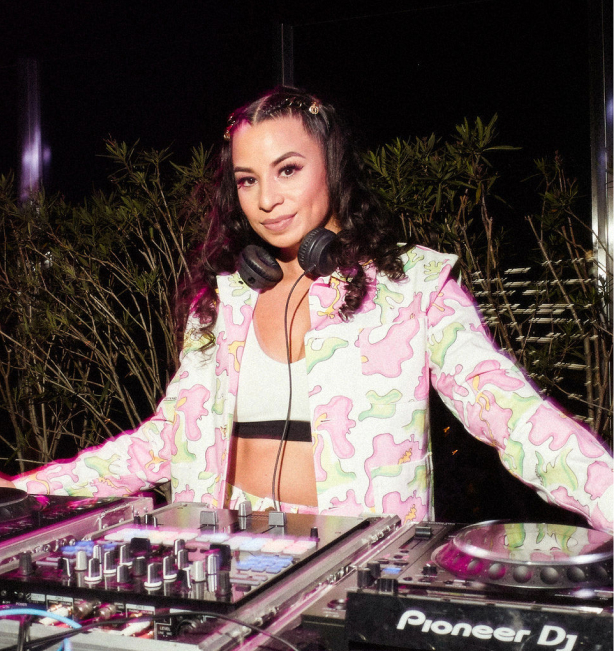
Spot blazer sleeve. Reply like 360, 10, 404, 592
427, 272, 613, 534
13, 322, 211, 498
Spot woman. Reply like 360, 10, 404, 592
3, 87, 612, 532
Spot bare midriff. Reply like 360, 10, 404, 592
227, 436, 317, 506
228, 272, 318, 507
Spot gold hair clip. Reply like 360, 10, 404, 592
309, 101, 320, 115
223, 113, 236, 141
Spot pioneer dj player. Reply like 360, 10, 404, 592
302, 520, 613, 651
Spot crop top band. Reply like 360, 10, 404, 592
233, 420, 312, 442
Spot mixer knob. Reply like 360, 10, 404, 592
92, 544, 103, 562
206, 551, 219, 576
192, 580, 207, 600
144, 562, 162, 589
85, 558, 102, 583
237, 501, 252, 517
75, 550, 88, 572
191, 560, 206, 582
60, 557, 73, 578
217, 569, 232, 596
356, 567, 373, 589
118, 543, 131, 565
130, 537, 152, 557
178, 568, 192, 591
163, 555, 178, 581
422, 562, 438, 576
103, 550, 116, 575
377, 577, 398, 594
200, 510, 219, 527
132, 556, 147, 577
367, 561, 381, 580
211, 543, 231, 570
116, 564, 131, 584
174, 539, 186, 555
19, 552, 35, 576
415, 525, 433, 539
144, 514, 158, 527
176, 548, 189, 570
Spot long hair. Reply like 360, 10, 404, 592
178, 86, 411, 348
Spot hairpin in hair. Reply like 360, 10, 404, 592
223, 113, 236, 141
270, 96, 321, 115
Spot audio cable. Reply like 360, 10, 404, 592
0, 610, 301, 651
0, 608, 81, 651
270, 271, 308, 512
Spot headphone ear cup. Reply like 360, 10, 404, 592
238, 245, 283, 289
298, 228, 339, 277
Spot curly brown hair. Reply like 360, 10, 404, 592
178, 86, 412, 348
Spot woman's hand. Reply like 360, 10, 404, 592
0, 474, 16, 489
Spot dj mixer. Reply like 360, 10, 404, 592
0, 488, 611, 651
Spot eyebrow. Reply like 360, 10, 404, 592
233, 151, 306, 174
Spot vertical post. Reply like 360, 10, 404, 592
588, 0, 613, 291
19, 58, 43, 201
275, 23, 294, 86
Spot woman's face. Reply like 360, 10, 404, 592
231, 115, 335, 260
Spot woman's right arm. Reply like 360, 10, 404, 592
11, 321, 213, 498
11, 394, 177, 497
0, 474, 16, 489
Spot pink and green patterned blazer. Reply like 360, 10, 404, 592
14, 247, 613, 532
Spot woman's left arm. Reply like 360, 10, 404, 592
427, 275, 613, 534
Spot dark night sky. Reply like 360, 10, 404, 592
0, 0, 593, 206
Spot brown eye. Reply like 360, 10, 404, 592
236, 176, 256, 187
280, 164, 301, 178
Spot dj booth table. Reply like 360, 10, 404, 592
0, 491, 611, 650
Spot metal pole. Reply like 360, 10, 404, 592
588, 0, 613, 290
19, 58, 43, 201
275, 23, 294, 86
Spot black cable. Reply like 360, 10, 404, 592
15, 615, 30, 651
270, 271, 307, 510
7, 610, 301, 651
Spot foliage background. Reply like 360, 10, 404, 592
0, 118, 610, 523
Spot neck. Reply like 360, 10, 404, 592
277, 255, 307, 282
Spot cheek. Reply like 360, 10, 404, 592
313, 186, 331, 216
304, 174, 330, 214
238, 193, 257, 222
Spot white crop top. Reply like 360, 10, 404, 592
235, 320, 311, 422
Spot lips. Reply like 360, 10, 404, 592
261, 214, 295, 232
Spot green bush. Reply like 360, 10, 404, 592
0, 141, 212, 472
0, 120, 610, 476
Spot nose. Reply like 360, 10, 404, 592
258, 178, 283, 213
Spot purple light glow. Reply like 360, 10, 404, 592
19, 59, 48, 201
20, 127, 42, 200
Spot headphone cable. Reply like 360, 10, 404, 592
270, 271, 308, 511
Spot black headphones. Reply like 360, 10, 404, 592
237, 228, 339, 290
